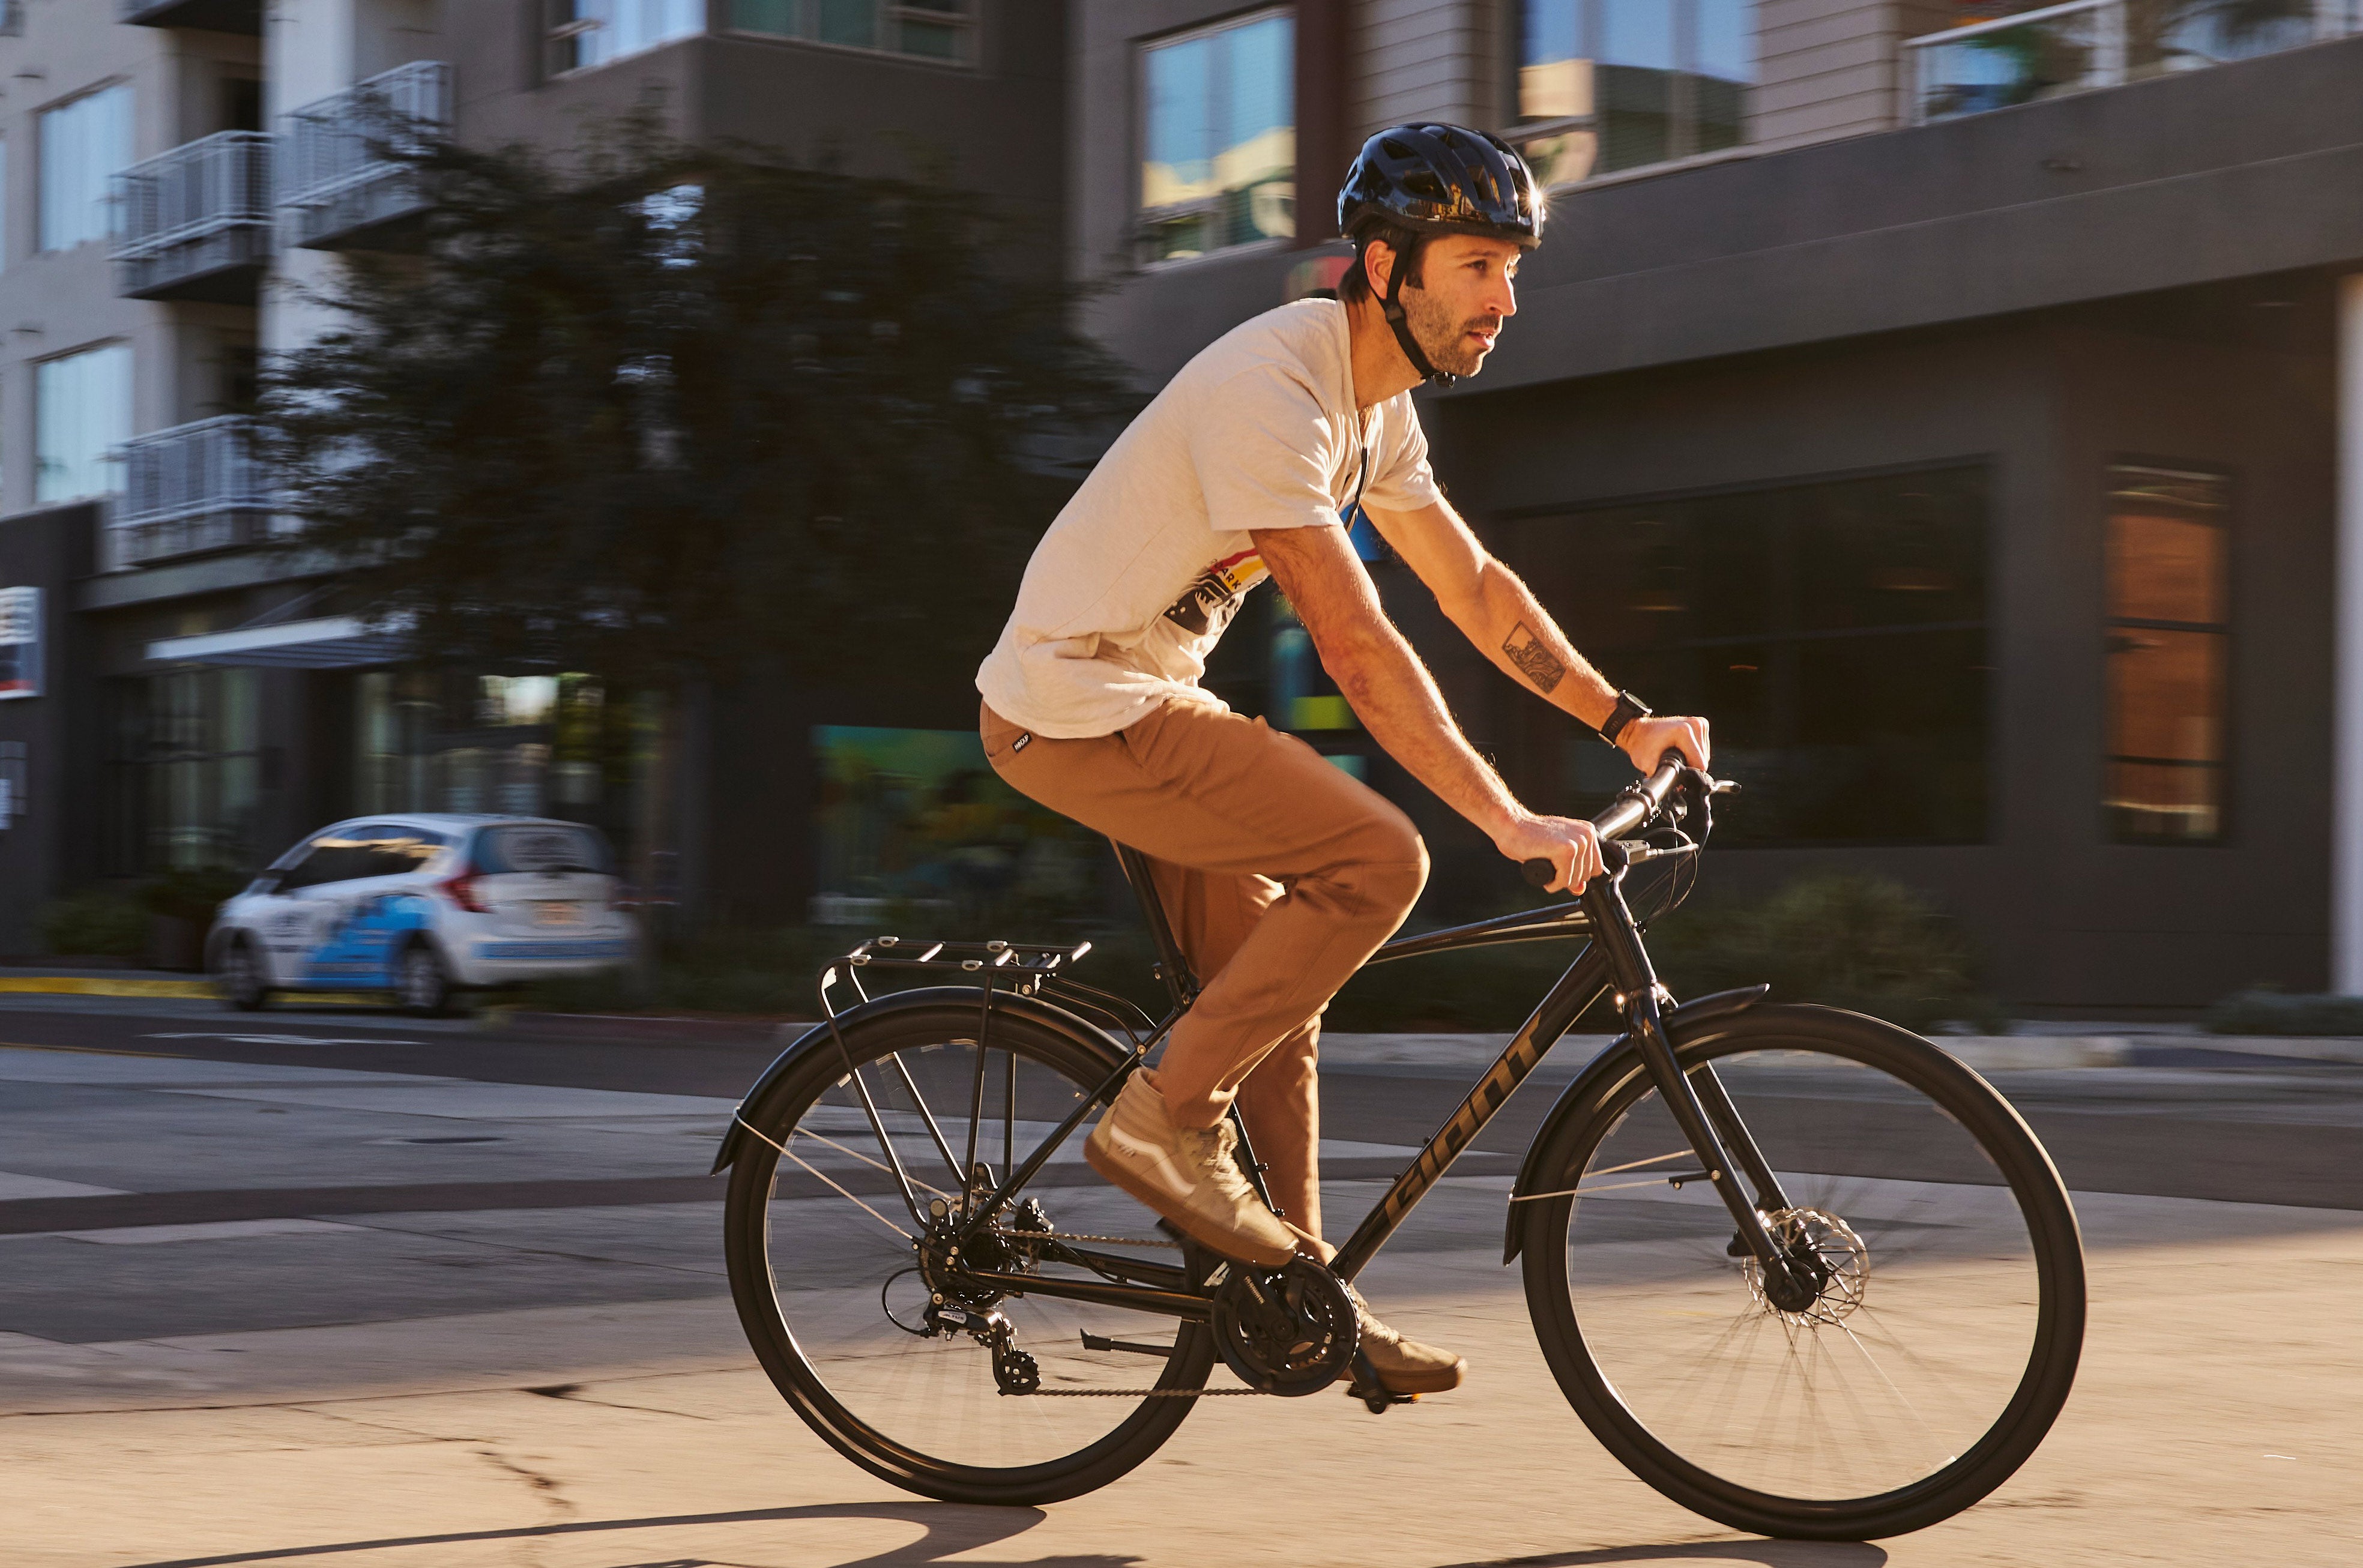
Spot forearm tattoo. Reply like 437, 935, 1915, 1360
1502, 621, 1566, 694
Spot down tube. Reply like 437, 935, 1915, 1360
1330, 945, 1612, 1283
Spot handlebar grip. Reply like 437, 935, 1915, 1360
1521, 858, 1556, 888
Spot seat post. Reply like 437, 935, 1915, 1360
1109, 840, 1197, 1008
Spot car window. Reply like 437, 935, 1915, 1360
352, 824, 448, 879
276, 836, 366, 892
472, 824, 612, 875
274, 824, 447, 891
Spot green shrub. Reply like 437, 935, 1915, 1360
1646, 873, 2005, 1034
2204, 986, 2363, 1036
37, 889, 149, 959
138, 867, 250, 926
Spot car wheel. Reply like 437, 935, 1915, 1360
218, 937, 270, 1012
397, 940, 455, 1018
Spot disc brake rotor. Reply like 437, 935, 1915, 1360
1742, 1206, 1868, 1325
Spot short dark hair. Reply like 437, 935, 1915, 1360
1338, 221, 1429, 304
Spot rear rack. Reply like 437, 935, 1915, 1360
842, 935, 1094, 980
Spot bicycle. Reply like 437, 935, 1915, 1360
714, 753, 2086, 1540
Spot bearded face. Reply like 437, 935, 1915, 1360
1389, 234, 1520, 378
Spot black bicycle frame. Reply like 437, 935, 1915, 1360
906, 784, 1811, 1322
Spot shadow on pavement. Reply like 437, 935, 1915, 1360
1443, 1543, 1888, 1567
118, 1500, 1143, 1568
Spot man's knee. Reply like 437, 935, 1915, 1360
1356, 809, 1429, 919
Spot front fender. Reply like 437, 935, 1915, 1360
708, 984, 1129, 1175
1501, 985, 1769, 1263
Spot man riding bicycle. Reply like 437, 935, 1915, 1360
976, 124, 1709, 1397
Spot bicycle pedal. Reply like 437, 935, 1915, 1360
1344, 1349, 1419, 1414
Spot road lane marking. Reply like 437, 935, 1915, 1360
0, 1172, 131, 1201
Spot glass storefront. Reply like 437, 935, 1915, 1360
353, 669, 639, 848
1499, 465, 1991, 845
105, 668, 264, 872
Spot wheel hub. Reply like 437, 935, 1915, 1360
1742, 1207, 1868, 1324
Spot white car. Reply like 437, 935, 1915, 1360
207, 814, 638, 1015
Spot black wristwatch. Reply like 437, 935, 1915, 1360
1599, 689, 1652, 749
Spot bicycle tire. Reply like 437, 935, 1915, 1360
723, 997, 1219, 1505
1518, 1004, 2085, 1539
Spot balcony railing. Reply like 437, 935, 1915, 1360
112, 131, 273, 303
1906, 0, 2357, 123
117, 0, 262, 33
113, 417, 272, 568
279, 60, 451, 250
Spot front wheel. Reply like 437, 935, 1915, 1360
1519, 1004, 2085, 1539
217, 936, 270, 1012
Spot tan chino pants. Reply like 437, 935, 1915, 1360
982, 699, 1427, 1240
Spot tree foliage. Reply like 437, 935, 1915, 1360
257, 116, 1135, 689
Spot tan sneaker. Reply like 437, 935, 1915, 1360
1083, 1072, 1296, 1267
1341, 1282, 1466, 1395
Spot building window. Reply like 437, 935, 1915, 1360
39, 82, 133, 252
109, 669, 264, 873
35, 342, 131, 504
549, 0, 704, 75
729, 1, 978, 64
1138, 8, 1294, 263
1499, 465, 1989, 844
1513, 0, 1751, 187
2104, 464, 2230, 843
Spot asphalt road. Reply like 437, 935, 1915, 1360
4, 996, 2360, 1567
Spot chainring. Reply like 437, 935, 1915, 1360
1209, 1256, 1359, 1396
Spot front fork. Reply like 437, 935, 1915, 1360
1580, 874, 1814, 1304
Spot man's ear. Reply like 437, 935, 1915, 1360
1362, 239, 1394, 299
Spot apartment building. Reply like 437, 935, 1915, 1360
0, 0, 1063, 954
1076, 1, 2363, 1012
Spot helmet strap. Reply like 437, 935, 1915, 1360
1374, 240, 1456, 390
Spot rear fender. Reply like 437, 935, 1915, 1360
1501, 985, 1769, 1263
708, 985, 1129, 1175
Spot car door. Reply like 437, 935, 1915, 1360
249, 831, 364, 986
299, 824, 448, 986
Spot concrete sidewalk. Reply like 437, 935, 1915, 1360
4, 1184, 2359, 1567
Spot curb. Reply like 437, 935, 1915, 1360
0, 975, 217, 999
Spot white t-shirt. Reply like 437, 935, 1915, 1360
976, 299, 1443, 738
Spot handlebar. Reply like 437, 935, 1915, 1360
1521, 750, 1703, 889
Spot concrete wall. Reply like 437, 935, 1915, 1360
445, 2, 1069, 269
1353, 0, 1502, 138
0, 504, 101, 949
0, 4, 262, 519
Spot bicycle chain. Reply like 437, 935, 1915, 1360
988, 1227, 1178, 1250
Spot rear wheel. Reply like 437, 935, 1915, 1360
1519, 1004, 2085, 1539
723, 997, 1221, 1505
396, 941, 454, 1018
